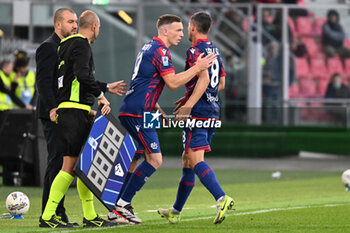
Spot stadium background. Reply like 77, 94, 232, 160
1, 0, 350, 185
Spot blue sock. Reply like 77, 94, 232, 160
194, 161, 225, 201
173, 168, 195, 212
116, 171, 133, 203
120, 161, 156, 203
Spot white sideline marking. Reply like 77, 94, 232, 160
56, 203, 348, 233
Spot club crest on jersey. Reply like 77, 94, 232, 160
151, 142, 158, 150
190, 48, 196, 54
162, 56, 169, 66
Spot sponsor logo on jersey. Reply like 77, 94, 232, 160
206, 92, 219, 102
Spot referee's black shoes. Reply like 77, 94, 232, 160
83, 215, 118, 228
57, 212, 79, 226
39, 215, 74, 228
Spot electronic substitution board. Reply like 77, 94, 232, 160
74, 112, 137, 211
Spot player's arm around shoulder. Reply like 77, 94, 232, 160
162, 53, 216, 90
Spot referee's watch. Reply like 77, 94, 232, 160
97, 92, 104, 99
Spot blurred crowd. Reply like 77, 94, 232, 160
0, 50, 36, 122
2, 1, 350, 125
214, 0, 350, 123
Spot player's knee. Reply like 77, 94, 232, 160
189, 157, 204, 169
189, 162, 196, 170
61, 156, 78, 176
182, 153, 191, 167
128, 160, 138, 173
146, 155, 162, 169
61, 167, 75, 176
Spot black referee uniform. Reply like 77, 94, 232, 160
36, 32, 108, 223
35, 33, 67, 220
56, 33, 103, 157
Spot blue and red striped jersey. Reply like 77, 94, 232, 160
185, 39, 226, 120
119, 37, 175, 117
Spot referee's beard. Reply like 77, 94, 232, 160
61, 29, 76, 38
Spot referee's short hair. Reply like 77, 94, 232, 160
79, 10, 99, 29
54, 8, 75, 24
190, 11, 212, 34
156, 14, 182, 29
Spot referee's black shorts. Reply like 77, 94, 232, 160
57, 108, 93, 157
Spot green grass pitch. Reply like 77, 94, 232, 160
0, 168, 349, 232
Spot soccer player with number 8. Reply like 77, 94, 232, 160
158, 11, 234, 225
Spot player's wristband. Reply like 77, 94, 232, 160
97, 92, 104, 99
106, 83, 110, 91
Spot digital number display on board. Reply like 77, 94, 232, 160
74, 112, 137, 211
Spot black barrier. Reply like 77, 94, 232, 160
0, 109, 45, 186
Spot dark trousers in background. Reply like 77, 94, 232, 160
0, 110, 7, 137
40, 118, 66, 216
323, 45, 350, 59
